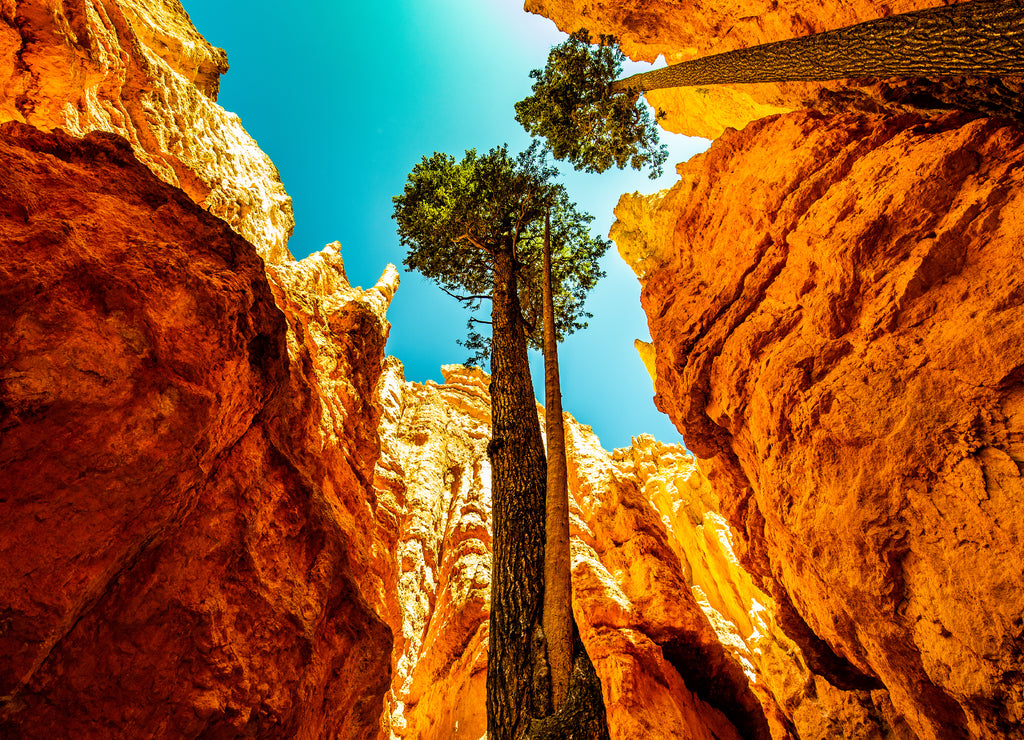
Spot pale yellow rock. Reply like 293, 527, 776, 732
373, 363, 493, 740
609, 188, 679, 280
0, 0, 294, 262
634, 339, 657, 386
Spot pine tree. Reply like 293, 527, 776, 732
393, 144, 610, 740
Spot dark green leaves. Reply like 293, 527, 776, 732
392, 143, 609, 364
515, 30, 668, 179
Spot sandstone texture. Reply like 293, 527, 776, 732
613, 110, 1024, 739
0, 0, 293, 261
0, 119, 398, 738
372, 364, 749, 740
373, 363, 896, 740
374, 363, 493, 740
522, 0, 1024, 140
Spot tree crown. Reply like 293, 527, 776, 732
515, 30, 668, 179
393, 144, 609, 363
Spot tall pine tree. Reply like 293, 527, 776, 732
393, 144, 610, 740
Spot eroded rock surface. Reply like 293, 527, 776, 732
613, 110, 1024, 739
373, 364, 890, 740
0, 0, 293, 261
0, 121, 397, 738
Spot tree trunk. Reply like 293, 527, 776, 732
541, 211, 573, 711
610, 0, 1024, 93
487, 242, 548, 740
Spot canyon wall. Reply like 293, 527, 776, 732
0, 118, 399, 738
0, 0, 401, 735
613, 107, 1024, 739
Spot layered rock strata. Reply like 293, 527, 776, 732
0, 0, 293, 261
524, 0, 1024, 140
613, 110, 1024, 739
0, 120, 398, 738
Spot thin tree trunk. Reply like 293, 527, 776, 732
487, 242, 548, 740
610, 0, 1024, 93
526, 216, 610, 740
541, 211, 573, 711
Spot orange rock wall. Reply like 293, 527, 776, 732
0, 119, 398, 737
613, 110, 1024, 739
524, 0, 959, 138
0, 3, 404, 734
374, 364, 896, 739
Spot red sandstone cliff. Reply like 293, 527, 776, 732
0, 1, 401, 734
0, 118, 399, 738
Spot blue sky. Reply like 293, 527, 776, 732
180, 0, 709, 449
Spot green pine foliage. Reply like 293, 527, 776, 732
515, 30, 668, 179
392, 143, 609, 363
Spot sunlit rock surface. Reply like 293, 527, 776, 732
613, 109, 1024, 739
522, 0, 994, 139
0, 120, 397, 738
0, 0, 293, 261
373, 363, 493, 740
374, 364, 886, 739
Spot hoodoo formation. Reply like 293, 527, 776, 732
2, 0, 1021, 739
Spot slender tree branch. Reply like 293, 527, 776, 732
439, 286, 492, 303
469, 317, 493, 325
455, 232, 493, 253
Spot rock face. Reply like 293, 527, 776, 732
0, 119, 398, 737
522, 0, 1024, 140
612, 110, 1024, 739
372, 364, 746, 740
373, 363, 493, 740
373, 364, 897, 740
0, 0, 293, 261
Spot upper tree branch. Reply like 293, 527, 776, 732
440, 286, 492, 303
455, 232, 493, 253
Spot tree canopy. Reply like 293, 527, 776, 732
393, 143, 610, 362
514, 30, 668, 179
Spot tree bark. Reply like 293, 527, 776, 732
541, 211, 573, 711
610, 0, 1024, 93
487, 242, 548, 740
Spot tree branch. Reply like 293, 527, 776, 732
469, 317, 493, 325
455, 232, 493, 253
439, 286, 492, 303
